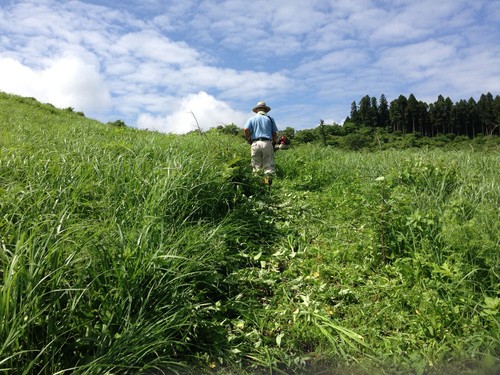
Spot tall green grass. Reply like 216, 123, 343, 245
1, 93, 499, 374
0, 93, 279, 373
273, 145, 499, 374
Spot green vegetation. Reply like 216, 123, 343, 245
348, 93, 500, 137
290, 92, 500, 151
1, 92, 499, 374
292, 124, 500, 152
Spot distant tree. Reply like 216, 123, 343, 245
294, 129, 316, 143
389, 95, 407, 133
342, 121, 358, 134
319, 119, 327, 146
429, 95, 453, 135
493, 95, 500, 135
466, 97, 480, 138
343, 127, 373, 150
419, 102, 431, 136
378, 94, 390, 128
403, 94, 428, 135
282, 126, 295, 139
322, 123, 344, 136
370, 96, 379, 127
478, 93, 497, 135
350, 101, 360, 125
358, 95, 375, 127
217, 123, 239, 135
107, 120, 127, 127
406, 94, 419, 134
444, 97, 454, 134
452, 99, 469, 136
333, 92, 497, 141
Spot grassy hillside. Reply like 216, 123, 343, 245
0, 92, 499, 374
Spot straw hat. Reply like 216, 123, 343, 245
252, 101, 271, 113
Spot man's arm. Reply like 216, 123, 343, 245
270, 116, 278, 144
244, 128, 252, 143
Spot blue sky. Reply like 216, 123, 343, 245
1, 0, 499, 133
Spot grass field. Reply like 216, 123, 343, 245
1, 92, 499, 374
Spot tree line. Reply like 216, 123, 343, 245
347, 92, 499, 137
205, 92, 500, 150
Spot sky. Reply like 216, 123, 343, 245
1, 0, 499, 134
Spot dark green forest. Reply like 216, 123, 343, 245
349, 93, 499, 137
279, 92, 500, 150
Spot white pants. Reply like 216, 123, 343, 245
251, 140, 275, 175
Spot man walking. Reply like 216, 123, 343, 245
244, 101, 278, 185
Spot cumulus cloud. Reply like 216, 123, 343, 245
0, 55, 111, 112
376, 40, 457, 79
136, 91, 248, 134
0, 0, 498, 131
0, 0, 289, 129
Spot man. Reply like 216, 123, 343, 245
244, 101, 278, 184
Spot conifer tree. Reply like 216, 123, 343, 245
378, 94, 389, 128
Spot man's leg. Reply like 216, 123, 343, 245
261, 142, 275, 175
251, 142, 263, 172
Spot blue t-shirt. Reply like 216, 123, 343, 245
244, 113, 278, 140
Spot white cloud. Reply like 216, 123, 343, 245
136, 91, 248, 134
111, 30, 201, 65
0, 0, 498, 132
0, 55, 111, 112
375, 40, 456, 80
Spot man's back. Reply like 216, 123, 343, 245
245, 113, 277, 140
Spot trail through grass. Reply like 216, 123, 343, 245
1, 93, 499, 374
